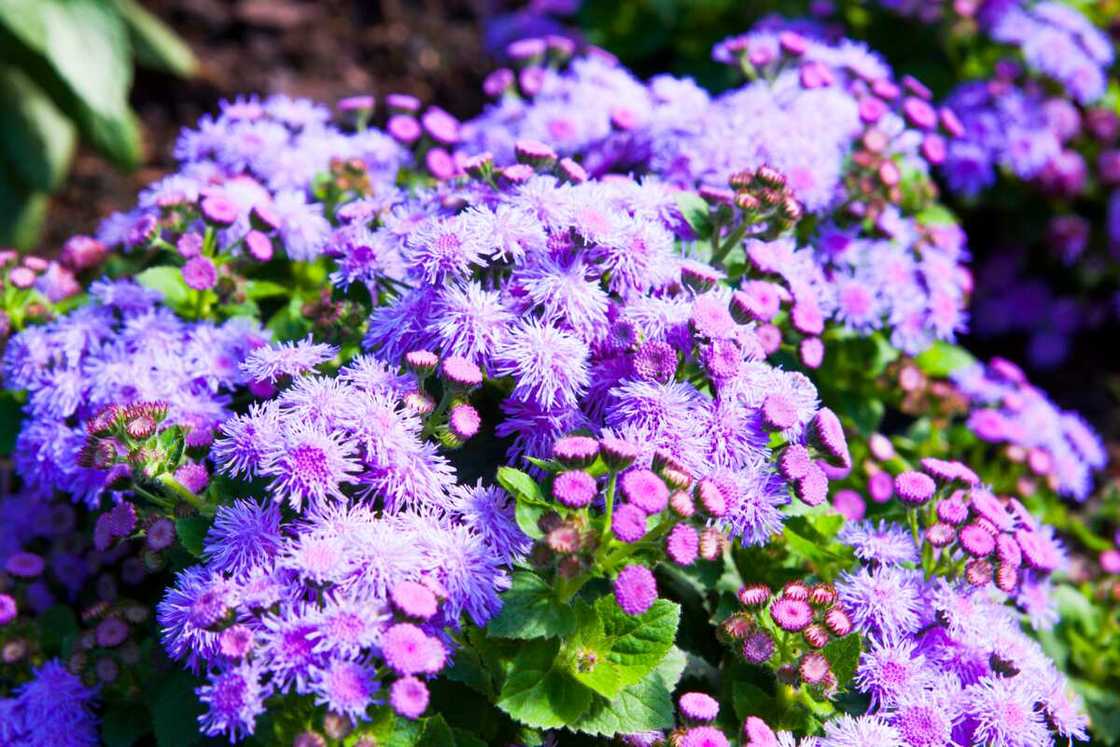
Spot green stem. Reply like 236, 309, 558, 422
422, 389, 454, 439
132, 484, 174, 510
156, 473, 214, 516
601, 471, 618, 545
711, 220, 752, 267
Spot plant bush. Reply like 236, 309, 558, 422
1, 5, 1119, 747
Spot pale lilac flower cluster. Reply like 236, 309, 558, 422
873, 0, 1112, 104
161, 497, 512, 740
459, 25, 971, 354
343, 164, 854, 545
839, 578, 1089, 746
952, 357, 1107, 500
461, 43, 705, 176
3, 279, 268, 506
986, 1, 1113, 104
96, 94, 408, 261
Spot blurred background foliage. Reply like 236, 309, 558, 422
0, 0, 196, 249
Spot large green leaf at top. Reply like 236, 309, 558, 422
111, 0, 197, 77
0, 65, 75, 192
0, 0, 140, 168
562, 597, 681, 700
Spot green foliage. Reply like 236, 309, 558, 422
492, 591, 684, 736
497, 638, 594, 729
915, 341, 977, 378
486, 570, 578, 639
821, 634, 862, 691
0, 0, 195, 248
675, 192, 714, 240
497, 466, 551, 539
562, 598, 681, 700
174, 514, 211, 558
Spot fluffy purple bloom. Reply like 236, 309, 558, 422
311, 659, 380, 722
820, 714, 903, 747
493, 319, 590, 409
837, 565, 923, 643
241, 337, 337, 382
614, 564, 658, 615
838, 520, 918, 565
259, 424, 360, 509
390, 676, 430, 719
197, 663, 268, 741
203, 499, 284, 576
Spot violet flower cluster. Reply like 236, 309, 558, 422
3, 279, 268, 507
160, 351, 520, 739
96, 94, 407, 264
459, 27, 972, 355
952, 357, 1107, 501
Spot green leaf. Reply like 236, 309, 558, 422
498, 467, 550, 539
486, 570, 577, 640
416, 714, 456, 747
0, 0, 141, 167
347, 707, 423, 747
0, 390, 24, 456
914, 341, 976, 378
675, 191, 713, 240
821, 634, 862, 690
244, 279, 290, 300
496, 466, 547, 504
150, 671, 204, 747
732, 679, 780, 722
137, 266, 191, 311
0, 65, 75, 192
497, 638, 593, 729
101, 705, 150, 747
563, 597, 681, 700
111, 0, 197, 77
0, 167, 48, 249
38, 604, 78, 655
175, 514, 211, 558
571, 647, 687, 736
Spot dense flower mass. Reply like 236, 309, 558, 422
0, 5, 1117, 746
4, 280, 267, 507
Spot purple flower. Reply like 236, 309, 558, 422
838, 520, 918, 565
390, 676, 430, 719
430, 282, 513, 364
963, 676, 1050, 747
894, 471, 936, 506
240, 337, 337, 382
203, 499, 284, 576
493, 319, 589, 409
614, 564, 658, 615
182, 256, 218, 291
612, 503, 648, 543
381, 623, 446, 676
404, 215, 489, 283
553, 470, 597, 508
197, 663, 268, 742
837, 565, 922, 643
311, 659, 380, 722
820, 714, 903, 747
259, 424, 360, 510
